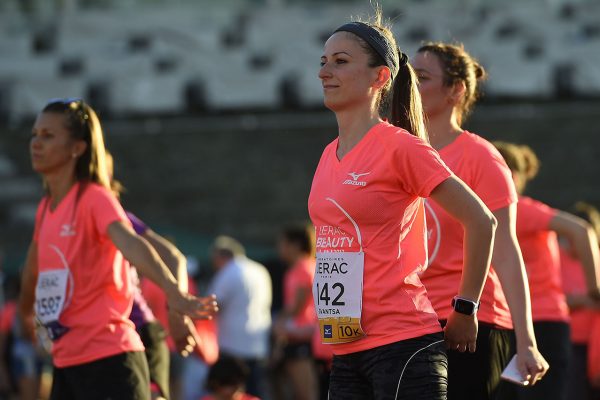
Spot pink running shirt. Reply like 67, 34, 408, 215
516, 196, 569, 322
308, 122, 452, 355
34, 182, 144, 368
421, 131, 516, 328
283, 257, 317, 333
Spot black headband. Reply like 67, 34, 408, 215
334, 21, 408, 80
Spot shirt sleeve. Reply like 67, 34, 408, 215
517, 198, 557, 236
88, 186, 129, 236
471, 146, 518, 211
390, 133, 453, 197
126, 212, 149, 235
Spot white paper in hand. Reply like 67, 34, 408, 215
501, 355, 530, 386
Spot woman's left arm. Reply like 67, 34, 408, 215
429, 176, 497, 353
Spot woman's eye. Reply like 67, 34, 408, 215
336, 59, 347, 64
320, 61, 325, 67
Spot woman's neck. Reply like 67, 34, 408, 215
426, 108, 464, 151
45, 170, 78, 210
335, 106, 382, 160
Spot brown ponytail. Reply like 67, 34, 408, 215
346, 8, 427, 141
390, 63, 427, 141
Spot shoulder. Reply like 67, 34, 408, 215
460, 132, 506, 163
375, 122, 426, 149
80, 182, 117, 203
519, 196, 554, 214
247, 258, 271, 278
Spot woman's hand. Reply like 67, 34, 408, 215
168, 311, 199, 357
516, 345, 549, 386
167, 293, 218, 320
444, 311, 478, 353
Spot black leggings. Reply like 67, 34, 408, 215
497, 321, 571, 400
328, 333, 448, 400
441, 321, 512, 400
50, 351, 150, 400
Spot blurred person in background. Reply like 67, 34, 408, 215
0, 276, 46, 400
493, 141, 600, 400
560, 202, 600, 400
207, 236, 272, 399
106, 150, 202, 400
312, 9, 498, 399
19, 98, 217, 400
272, 223, 318, 400
201, 355, 259, 400
413, 42, 548, 399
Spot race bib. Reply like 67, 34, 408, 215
313, 251, 366, 344
35, 269, 69, 325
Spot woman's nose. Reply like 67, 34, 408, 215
318, 62, 331, 80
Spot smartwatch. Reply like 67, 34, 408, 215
451, 296, 480, 316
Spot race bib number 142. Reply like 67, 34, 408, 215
313, 251, 366, 344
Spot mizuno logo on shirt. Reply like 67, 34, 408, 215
59, 224, 76, 237
343, 172, 370, 187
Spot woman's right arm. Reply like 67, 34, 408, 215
18, 242, 38, 341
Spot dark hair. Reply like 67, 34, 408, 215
281, 222, 315, 257
42, 99, 111, 190
341, 8, 427, 140
206, 355, 249, 392
417, 42, 487, 124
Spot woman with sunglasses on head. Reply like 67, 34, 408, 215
310, 9, 498, 399
412, 43, 549, 400
493, 142, 600, 400
18, 98, 218, 400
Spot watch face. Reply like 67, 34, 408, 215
454, 299, 476, 315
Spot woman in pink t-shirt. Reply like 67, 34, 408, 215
494, 142, 600, 400
18, 99, 217, 400
412, 43, 548, 399
273, 223, 319, 400
311, 11, 498, 400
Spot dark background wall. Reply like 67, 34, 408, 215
2, 101, 600, 271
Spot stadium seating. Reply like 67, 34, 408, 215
0, 0, 598, 119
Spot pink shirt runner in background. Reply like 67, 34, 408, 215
516, 196, 569, 322
283, 256, 317, 334
34, 182, 144, 368
309, 122, 452, 355
421, 131, 516, 329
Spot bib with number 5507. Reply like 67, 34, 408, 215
313, 198, 366, 344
